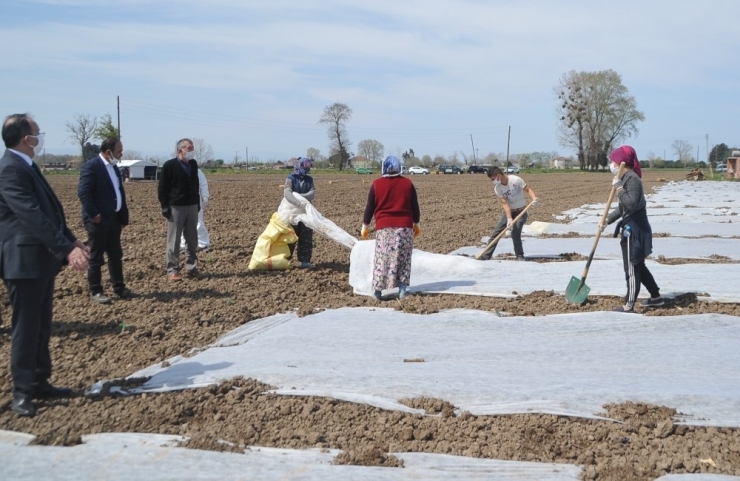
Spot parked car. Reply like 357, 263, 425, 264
438, 165, 462, 174
355, 167, 373, 174
716, 164, 727, 172
408, 166, 429, 175
468, 165, 489, 174
506, 165, 521, 174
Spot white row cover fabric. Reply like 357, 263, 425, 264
540, 181, 740, 237
449, 237, 740, 260
0, 432, 583, 481
349, 240, 740, 302
95, 308, 740, 428
277, 195, 357, 249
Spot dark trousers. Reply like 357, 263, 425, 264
4, 277, 55, 396
479, 209, 528, 260
289, 222, 313, 263
621, 238, 660, 308
86, 219, 125, 294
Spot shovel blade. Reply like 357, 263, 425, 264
565, 276, 590, 304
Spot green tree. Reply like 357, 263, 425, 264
318, 103, 352, 170
709, 143, 731, 167
556, 70, 644, 171
94, 114, 120, 141
82, 142, 101, 160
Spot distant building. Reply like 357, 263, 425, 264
551, 157, 573, 169
350, 155, 371, 169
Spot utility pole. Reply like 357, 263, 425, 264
116, 96, 121, 138
706, 134, 710, 164
470, 134, 476, 165
697, 145, 700, 165
506, 126, 511, 165
245, 146, 248, 167
235, 151, 238, 164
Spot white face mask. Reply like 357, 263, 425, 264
108, 152, 120, 165
492, 177, 501, 186
29, 133, 44, 156
609, 163, 619, 174
184, 150, 196, 161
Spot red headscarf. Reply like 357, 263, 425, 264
609, 145, 642, 179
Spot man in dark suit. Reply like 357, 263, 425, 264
78, 137, 133, 304
0, 113, 90, 417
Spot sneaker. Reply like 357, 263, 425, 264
90, 292, 111, 305
300, 262, 316, 269
398, 284, 408, 300
639, 297, 664, 307
200, 246, 210, 253
613, 306, 635, 313
374, 290, 382, 300
112, 288, 137, 300
516, 255, 526, 261
184, 269, 204, 279
168, 273, 182, 282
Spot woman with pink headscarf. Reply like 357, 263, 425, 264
599, 146, 663, 312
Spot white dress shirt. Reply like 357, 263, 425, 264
99, 154, 122, 212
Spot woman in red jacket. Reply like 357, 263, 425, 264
361, 156, 421, 300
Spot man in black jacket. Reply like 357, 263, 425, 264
78, 137, 133, 303
157, 138, 201, 281
0, 113, 90, 416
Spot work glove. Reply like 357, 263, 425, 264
612, 176, 624, 190
598, 222, 607, 233
413, 223, 421, 238
506, 218, 514, 230
531, 198, 540, 207
361, 224, 370, 240
161, 205, 172, 219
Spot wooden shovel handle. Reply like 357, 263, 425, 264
579, 164, 626, 279
475, 200, 536, 260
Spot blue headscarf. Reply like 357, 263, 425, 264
293, 157, 312, 177
382, 156, 402, 177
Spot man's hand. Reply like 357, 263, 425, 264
413, 223, 421, 238
92, 214, 102, 224
506, 218, 514, 229
361, 224, 370, 240
531, 198, 540, 207
161, 205, 171, 219
67, 246, 89, 272
598, 222, 607, 233
73, 239, 90, 255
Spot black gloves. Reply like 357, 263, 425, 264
161, 205, 171, 219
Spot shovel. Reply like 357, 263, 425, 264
475, 201, 536, 260
565, 185, 618, 304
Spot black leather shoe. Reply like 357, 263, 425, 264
34, 381, 73, 399
11, 394, 36, 417
112, 288, 138, 300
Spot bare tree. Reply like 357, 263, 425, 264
65, 114, 98, 160
556, 70, 644, 171
318, 103, 352, 170
357, 139, 385, 164
306, 147, 321, 161
122, 149, 142, 160
191, 137, 214, 163
672, 140, 694, 167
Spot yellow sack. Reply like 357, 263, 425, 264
248, 213, 299, 270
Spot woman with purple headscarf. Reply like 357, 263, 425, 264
284, 157, 316, 268
361, 156, 421, 300
599, 146, 663, 312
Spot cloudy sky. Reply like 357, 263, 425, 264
1, 0, 739, 163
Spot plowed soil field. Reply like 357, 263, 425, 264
2, 170, 739, 480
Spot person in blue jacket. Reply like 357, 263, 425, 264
284, 157, 316, 268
